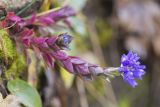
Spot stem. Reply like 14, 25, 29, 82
97, 67, 119, 77
36, 7, 61, 17
104, 67, 119, 73
23, 7, 61, 20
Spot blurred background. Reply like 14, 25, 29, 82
1, 0, 160, 107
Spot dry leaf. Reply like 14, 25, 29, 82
0, 93, 21, 107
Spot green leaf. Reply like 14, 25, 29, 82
7, 79, 42, 107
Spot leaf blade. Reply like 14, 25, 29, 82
7, 79, 42, 107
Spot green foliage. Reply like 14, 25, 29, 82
5, 55, 26, 79
0, 29, 16, 63
7, 79, 42, 107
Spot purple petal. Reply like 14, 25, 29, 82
118, 50, 146, 87
124, 77, 138, 88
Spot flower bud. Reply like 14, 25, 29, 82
56, 33, 73, 50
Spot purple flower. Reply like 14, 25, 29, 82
118, 51, 146, 87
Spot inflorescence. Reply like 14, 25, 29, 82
0, 6, 146, 87
118, 51, 146, 87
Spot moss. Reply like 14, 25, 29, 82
5, 55, 26, 79
0, 29, 16, 64
0, 30, 26, 79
